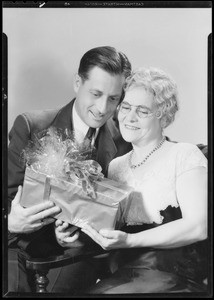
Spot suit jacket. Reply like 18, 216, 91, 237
8, 99, 132, 251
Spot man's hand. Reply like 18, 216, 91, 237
55, 220, 80, 247
8, 185, 61, 234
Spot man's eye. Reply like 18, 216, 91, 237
109, 97, 119, 102
91, 92, 99, 97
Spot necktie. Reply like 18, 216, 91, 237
85, 127, 96, 141
83, 127, 97, 159
84, 127, 96, 147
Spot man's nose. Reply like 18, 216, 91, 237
96, 97, 108, 114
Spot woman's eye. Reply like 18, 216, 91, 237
138, 109, 149, 114
120, 106, 130, 113
137, 110, 150, 117
142, 111, 149, 114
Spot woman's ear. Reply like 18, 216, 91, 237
155, 110, 162, 119
73, 74, 82, 93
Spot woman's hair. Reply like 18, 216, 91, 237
125, 67, 179, 128
78, 46, 132, 82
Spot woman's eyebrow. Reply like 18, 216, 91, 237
122, 101, 151, 109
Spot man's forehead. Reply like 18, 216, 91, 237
85, 68, 124, 94
87, 66, 124, 81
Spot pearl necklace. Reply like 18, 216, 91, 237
129, 136, 166, 169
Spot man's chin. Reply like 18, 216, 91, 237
88, 117, 108, 128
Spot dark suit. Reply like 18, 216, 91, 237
8, 99, 132, 293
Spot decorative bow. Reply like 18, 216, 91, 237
64, 159, 104, 199
22, 126, 104, 200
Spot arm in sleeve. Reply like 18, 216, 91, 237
8, 114, 31, 244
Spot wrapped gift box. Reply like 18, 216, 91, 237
20, 166, 133, 231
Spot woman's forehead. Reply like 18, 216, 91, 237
124, 86, 154, 106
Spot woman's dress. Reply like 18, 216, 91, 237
88, 143, 208, 294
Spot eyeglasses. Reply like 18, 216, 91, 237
119, 102, 154, 118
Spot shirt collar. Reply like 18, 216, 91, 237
72, 101, 99, 144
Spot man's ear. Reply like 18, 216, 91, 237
73, 74, 82, 93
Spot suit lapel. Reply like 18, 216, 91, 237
52, 99, 75, 132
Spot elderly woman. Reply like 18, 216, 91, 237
81, 67, 208, 294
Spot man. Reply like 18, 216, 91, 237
8, 46, 132, 293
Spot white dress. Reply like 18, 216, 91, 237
108, 142, 207, 226
89, 143, 208, 294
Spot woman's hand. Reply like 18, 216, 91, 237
81, 224, 130, 250
8, 186, 61, 234
55, 220, 80, 247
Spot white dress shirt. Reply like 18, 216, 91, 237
72, 102, 99, 147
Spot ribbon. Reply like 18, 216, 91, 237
43, 176, 51, 201
64, 159, 104, 199
23, 126, 104, 200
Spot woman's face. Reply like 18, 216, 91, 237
118, 86, 161, 145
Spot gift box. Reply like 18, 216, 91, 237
20, 127, 133, 230
20, 166, 133, 231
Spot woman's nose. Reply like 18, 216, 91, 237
126, 108, 138, 122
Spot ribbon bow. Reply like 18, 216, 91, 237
23, 126, 104, 199
65, 159, 104, 199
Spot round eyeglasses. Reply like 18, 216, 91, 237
119, 102, 154, 118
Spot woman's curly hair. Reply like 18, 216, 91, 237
124, 67, 179, 128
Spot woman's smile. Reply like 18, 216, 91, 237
124, 124, 140, 130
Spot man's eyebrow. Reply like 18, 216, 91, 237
109, 94, 121, 99
89, 89, 102, 93
89, 89, 121, 98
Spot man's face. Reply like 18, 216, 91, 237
74, 66, 125, 128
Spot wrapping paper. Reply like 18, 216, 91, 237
20, 166, 133, 231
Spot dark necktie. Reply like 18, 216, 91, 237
85, 127, 96, 141
83, 127, 97, 159
84, 127, 96, 147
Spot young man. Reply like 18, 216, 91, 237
8, 46, 132, 293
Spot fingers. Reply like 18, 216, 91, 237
28, 217, 55, 231
30, 205, 61, 222
63, 231, 80, 243
55, 219, 63, 227
12, 186, 23, 204
56, 228, 80, 247
55, 221, 70, 232
26, 201, 57, 215
42, 217, 55, 226
99, 229, 117, 238
81, 224, 106, 246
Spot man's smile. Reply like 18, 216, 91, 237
89, 110, 105, 121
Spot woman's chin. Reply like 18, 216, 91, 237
121, 132, 138, 143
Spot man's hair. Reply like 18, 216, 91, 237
78, 46, 132, 82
